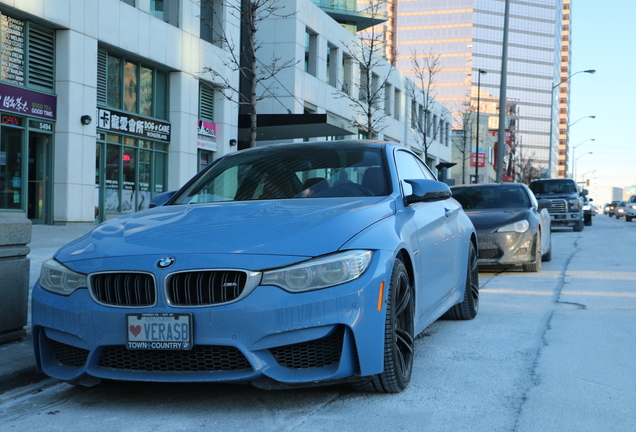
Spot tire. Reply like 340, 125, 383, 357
442, 242, 479, 320
584, 214, 592, 226
352, 259, 414, 393
627, 215, 632, 222
573, 220, 584, 232
522, 235, 542, 272
542, 237, 552, 262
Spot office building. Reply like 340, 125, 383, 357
394, 0, 567, 181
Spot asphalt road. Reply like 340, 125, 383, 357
1, 214, 634, 432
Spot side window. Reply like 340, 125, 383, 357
395, 150, 433, 196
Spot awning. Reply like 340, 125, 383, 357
238, 113, 356, 143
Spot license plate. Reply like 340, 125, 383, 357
126, 313, 193, 350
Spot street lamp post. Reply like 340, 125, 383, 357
547, 69, 596, 178
575, 151, 593, 184
474, 69, 487, 183
572, 138, 595, 180
569, 115, 596, 128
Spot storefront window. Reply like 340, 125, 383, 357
105, 144, 121, 212
154, 151, 166, 194
0, 127, 24, 210
138, 146, 151, 211
122, 141, 136, 212
98, 134, 166, 217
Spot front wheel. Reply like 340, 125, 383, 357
351, 259, 414, 393
573, 220, 584, 232
522, 235, 542, 272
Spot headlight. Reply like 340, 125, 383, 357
39, 259, 88, 296
583, 204, 591, 211
569, 199, 580, 211
262, 250, 372, 292
496, 220, 530, 233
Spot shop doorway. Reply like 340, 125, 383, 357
27, 133, 51, 224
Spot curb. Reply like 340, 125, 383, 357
0, 333, 48, 396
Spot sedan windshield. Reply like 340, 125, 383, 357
173, 145, 389, 204
452, 186, 531, 210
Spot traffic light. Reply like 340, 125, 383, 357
586, 179, 590, 186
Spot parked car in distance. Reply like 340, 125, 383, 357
582, 197, 595, 226
31, 140, 479, 393
451, 183, 551, 272
615, 201, 628, 219
608, 201, 619, 217
625, 195, 636, 221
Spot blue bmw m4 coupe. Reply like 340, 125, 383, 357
32, 140, 478, 393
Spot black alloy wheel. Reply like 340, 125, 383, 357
352, 259, 414, 393
442, 242, 479, 320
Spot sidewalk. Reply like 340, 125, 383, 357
0, 224, 95, 395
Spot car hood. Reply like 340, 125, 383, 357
464, 208, 532, 232
55, 198, 396, 263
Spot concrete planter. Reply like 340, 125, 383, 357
0, 218, 32, 344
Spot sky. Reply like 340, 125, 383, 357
568, 0, 636, 204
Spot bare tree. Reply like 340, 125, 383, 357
335, 0, 392, 138
407, 48, 441, 162
453, 104, 474, 185
200, 0, 297, 148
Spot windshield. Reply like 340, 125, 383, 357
452, 185, 531, 210
173, 145, 389, 204
529, 180, 577, 194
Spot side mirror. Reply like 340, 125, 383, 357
580, 188, 589, 196
149, 191, 177, 208
404, 179, 451, 205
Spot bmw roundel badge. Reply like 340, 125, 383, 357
157, 257, 176, 269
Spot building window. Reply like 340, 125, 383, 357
121, 0, 135, 5
384, 83, 392, 115
393, 89, 401, 120
98, 50, 168, 120
341, 54, 352, 95
0, 14, 55, 92
151, 0, 179, 27
200, 0, 223, 47
305, 30, 317, 76
327, 44, 338, 87
199, 83, 215, 122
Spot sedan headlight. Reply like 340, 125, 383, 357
496, 220, 530, 233
39, 259, 88, 296
262, 250, 373, 292
583, 204, 591, 211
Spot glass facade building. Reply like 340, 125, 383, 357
395, 0, 564, 179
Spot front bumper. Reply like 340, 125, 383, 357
476, 229, 537, 266
548, 212, 581, 227
32, 251, 394, 387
